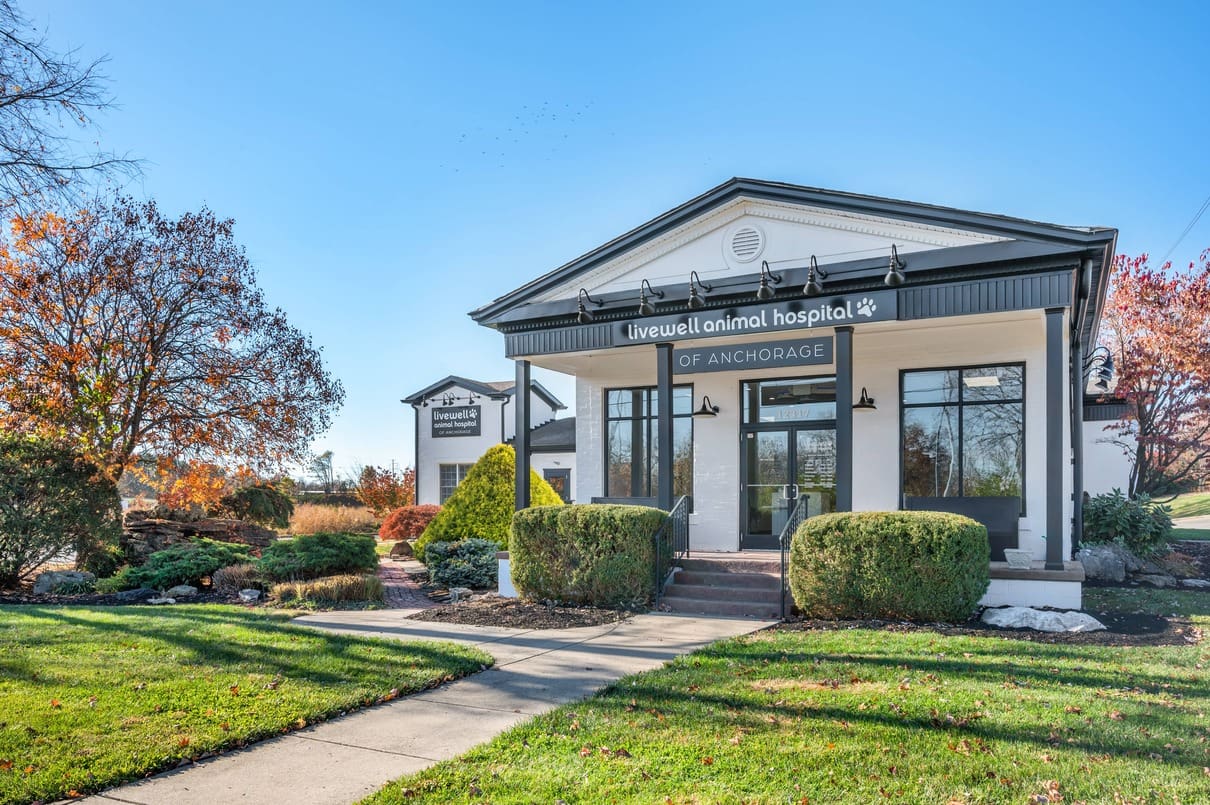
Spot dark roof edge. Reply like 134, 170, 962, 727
469, 177, 1118, 324
401, 375, 566, 410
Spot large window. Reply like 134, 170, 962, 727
605, 386, 693, 499
438, 463, 475, 503
901, 364, 1025, 509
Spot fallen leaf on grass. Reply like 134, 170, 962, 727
701, 756, 714, 765
1064, 705, 1081, 714
1107, 710, 1123, 720
0, 760, 11, 772
177, 736, 191, 748
50, 699, 61, 708
229, 685, 240, 697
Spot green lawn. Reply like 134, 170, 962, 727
1165, 491, 1210, 519
1170, 526, 1210, 541
0, 605, 491, 805
366, 603, 1209, 804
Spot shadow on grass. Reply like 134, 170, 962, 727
8, 605, 483, 688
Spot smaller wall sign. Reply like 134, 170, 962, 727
432, 405, 481, 437
673, 336, 833, 374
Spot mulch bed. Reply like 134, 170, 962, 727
408, 594, 633, 629
777, 610, 1201, 647
0, 589, 240, 606
1171, 538, 1210, 577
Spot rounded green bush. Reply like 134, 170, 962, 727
258, 532, 377, 581
416, 444, 563, 561
511, 504, 666, 607
1082, 489, 1172, 556
789, 511, 989, 622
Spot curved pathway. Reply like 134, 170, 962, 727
376, 558, 435, 610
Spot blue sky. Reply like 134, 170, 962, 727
37, 1, 1210, 478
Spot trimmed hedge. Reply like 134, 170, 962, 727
258, 532, 378, 581
511, 504, 666, 607
788, 511, 989, 622
416, 444, 563, 560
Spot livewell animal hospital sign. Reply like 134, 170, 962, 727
612, 289, 896, 347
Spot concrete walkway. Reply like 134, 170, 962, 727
1174, 515, 1210, 530
79, 610, 772, 805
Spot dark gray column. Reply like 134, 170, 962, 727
514, 359, 531, 512
1070, 336, 1084, 558
655, 343, 674, 511
835, 326, 853, 512
1045, 308, 1065, 570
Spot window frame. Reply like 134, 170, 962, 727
898, 362, 1027, 515
437, 462, 475, 503
602, 384, 694, 500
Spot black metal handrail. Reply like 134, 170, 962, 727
779, 495, 809, 619
653, 495, 689, 608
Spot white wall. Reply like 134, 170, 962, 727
1083, 421, 1134, 496
568, 310, 1074, 559
416, 383, 562, 505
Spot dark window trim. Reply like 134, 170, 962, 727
739, 372, 839, 430
898, 362, 1027, 516
602, 384, 693, 499
542, 467, 572, 503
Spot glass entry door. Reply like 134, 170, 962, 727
741, 426, 836, 549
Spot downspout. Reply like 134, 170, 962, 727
409, 401, 421, 505
500, 394, 511, 444
1070, 258, 1093, 557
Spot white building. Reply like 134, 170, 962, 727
470, 178, 1127, 610
402, 376, 574, 505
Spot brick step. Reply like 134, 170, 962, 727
672, 570, 779, 589
679, 557, 780, 574
664, 596, 782, 619
664, 583, 782, 605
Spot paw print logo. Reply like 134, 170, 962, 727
856, 297, 877, 317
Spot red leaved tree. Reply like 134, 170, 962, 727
356, 465, 415, 516
1099, 250, 1210, 496
0, 196, 344, 481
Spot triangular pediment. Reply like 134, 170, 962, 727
531, 196, 1009, 303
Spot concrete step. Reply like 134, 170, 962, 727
663, 583, 783, 605
673, 570, 779, 589
679, 556, 781, 574
663, 596, 782, 619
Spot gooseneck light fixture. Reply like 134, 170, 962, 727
884, 244, 906, 287
756, 260, 782, 300
1083, 345, 1115, 392
577, 288, 604, 324
853, 387, 877, 411
693, 395, 720, 417
638, 278, 664, 316
803, 255, 828, 297
687, 270, 713, 310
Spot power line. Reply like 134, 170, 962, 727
1159, 192, 1210, 265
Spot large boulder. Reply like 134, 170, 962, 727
389, 540, 414, 558
1076, 542, 1143, 582
121, 511, 276, 564
33, 570, 96, 594
982, 606, 1105, 633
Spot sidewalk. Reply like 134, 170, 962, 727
78, 610, 772, 805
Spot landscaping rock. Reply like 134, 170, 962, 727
121, 510, 277, 563
389, 540, 414, 558
981, 606, 1106, 633
448, 586, 473, 603
114, 588, 158, 602
1135, 573, 1178, 588
1180, 578, 1210, 589
1076, 543, 1141, 582
33, 570, 95, 594
165, 584, 198, 598
238, 588, 261, 602
147, 596, 176, 605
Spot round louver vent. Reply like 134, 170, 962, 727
727, 225, 764, 263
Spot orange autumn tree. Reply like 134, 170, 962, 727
0, 196, 344, 481
356, 465, 415, 516
1099, 250, 1210, 496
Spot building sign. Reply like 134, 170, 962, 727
612, 289, 896, 347
674, 336, 833, 374
431, 405, 481, 437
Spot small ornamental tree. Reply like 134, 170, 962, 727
415, 444, 563, 561
379, 504, 441, 541
1100, 250, 1210, 495
356, 465, 415, 516
0, 433, 122, 587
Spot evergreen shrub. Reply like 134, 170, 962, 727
1082, 489, 1172, 556
510, 504, 666, 607
130, 539, 254, 590
258, 532, 377, 581
425, 538, 498, 589
788, 511, 989, 622
415, 444, 563, 560
219, 483, 295, 529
